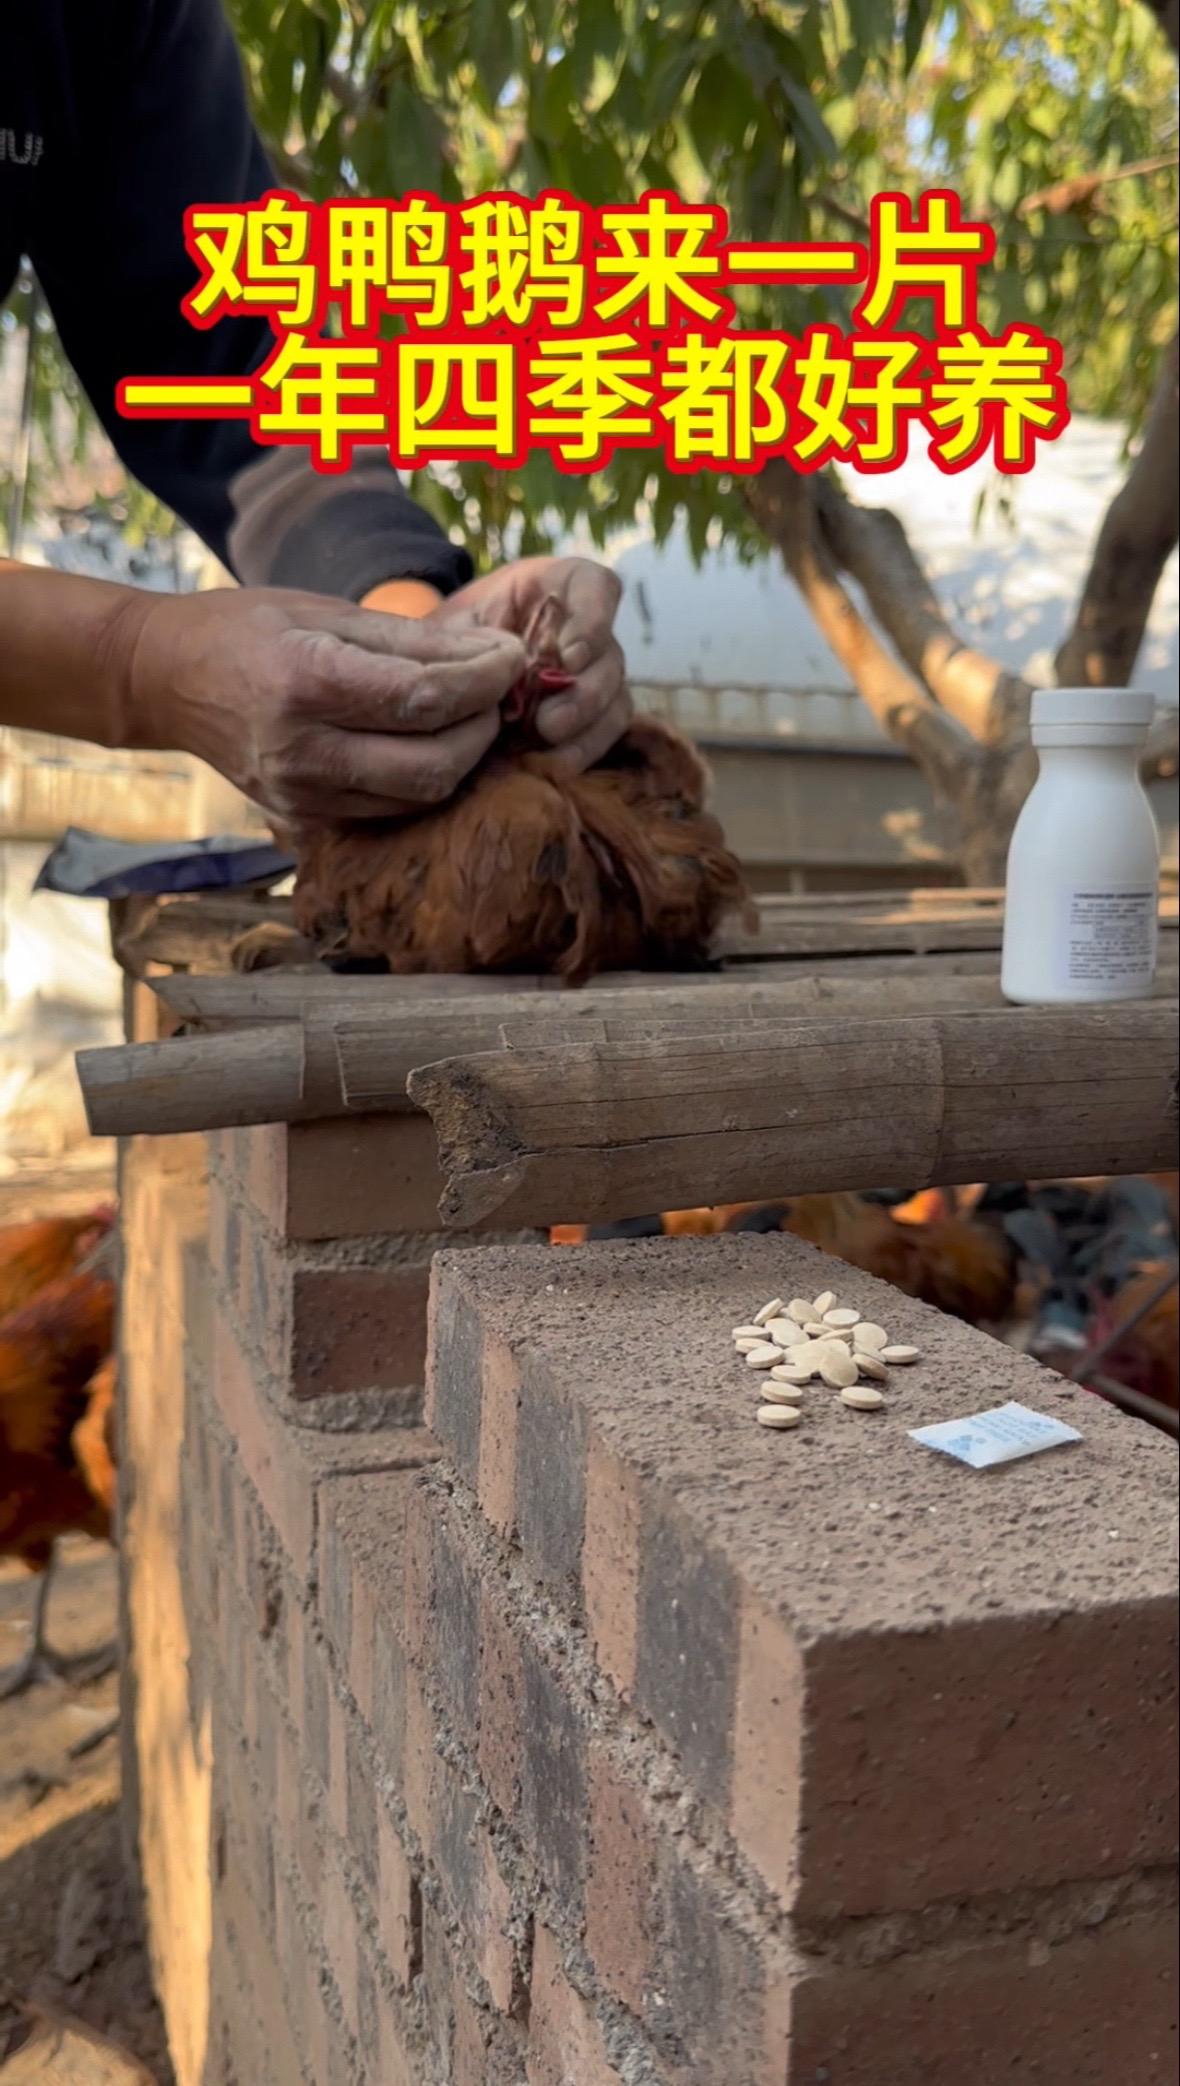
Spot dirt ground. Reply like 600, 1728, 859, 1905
0, 1539, 174, 2084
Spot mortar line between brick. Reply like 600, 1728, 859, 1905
224, 1475, 518, 2050
217, 1667, 431, 2084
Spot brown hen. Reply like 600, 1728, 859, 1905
0, 1206, 115, 1322
0, 1268, 117, 1696
290, 596, 753, 983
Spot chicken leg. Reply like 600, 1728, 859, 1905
0, 1546, 117, 1699
0, 1553, 61, 1698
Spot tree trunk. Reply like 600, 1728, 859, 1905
741, 0, 1179, 883
1141, 0, 1179, 55
1055, 332, 1180, 688
811, 476, 1033, 749
744, 464, 1023, 883
749, 362, 1174, 883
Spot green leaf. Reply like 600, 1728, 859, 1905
299, 9, 329, 143
990, 156, 1022, 213
777, 70, 836, 166
537, 54, 575, 139
902, 0, 933, 77
648, 37, 712, 122
570, 0, 626, 105
257, 0, 300, 145
846, 0, 890, 51
688, 54, 752, 171
382, 77, 444, 193
467, 0, 518, 112
552, 125, 627, 203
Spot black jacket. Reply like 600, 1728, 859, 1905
0, 0, 472, 599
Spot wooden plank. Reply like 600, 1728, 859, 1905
150, 937, 1179, 1030
109, 883, 1178, 976
330, 967, 1176, 1113
329, 976, 1017, 1112
109, 891, 294, 977
406, 999, 1180, 1228
726, 909, 1179, 960
752, 887, 1005, 915
147, 950, 1011, 1026
151, 968, 604, 1024
84, 981, 978, 1135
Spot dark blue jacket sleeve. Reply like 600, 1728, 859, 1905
28, 0, 472, 599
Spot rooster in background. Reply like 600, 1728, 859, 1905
991, 1177, 1178, 1420
0, 1219, 118, 1698
1084, 1265, 1178, 1417
552, 1189, 1018, 1326
552, 1178, 1179, 1420
710, 1190, 1017, 1325
253, 596, 753, 984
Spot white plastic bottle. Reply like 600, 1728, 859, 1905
1001, 688, 1160, 1005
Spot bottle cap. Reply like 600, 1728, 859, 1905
1031, 688, 1155, 729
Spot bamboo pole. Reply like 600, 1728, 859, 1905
79, 980, 1180, 1153
77, 1024, 315, 1136
79, 972, 1041, 1133
406, 1000, 1179, 1228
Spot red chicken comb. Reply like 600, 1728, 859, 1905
502, 592, 575, 728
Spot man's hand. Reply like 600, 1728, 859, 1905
422, 555, 631, 772
115, 585, 526, 821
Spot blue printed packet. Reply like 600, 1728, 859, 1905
910, 1400, 1082, 1470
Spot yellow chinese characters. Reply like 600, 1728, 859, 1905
120, 188, 1068, 479
394, 343, 518, 463
185, 193, 315, 328
928, 328, 1064, 472
257, 336, 385, 469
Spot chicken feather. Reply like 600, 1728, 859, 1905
289, 597, 754, 983
0, 1208, 115, 1323
0, 1270, 117, 1695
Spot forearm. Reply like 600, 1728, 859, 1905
0, 563, 150, 748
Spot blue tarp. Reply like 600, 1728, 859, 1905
34, 827, 295, 900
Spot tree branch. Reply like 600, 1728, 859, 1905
1054, 331, 1179, 688
325, 63, 366, 114
816, 192, 871, 238
744, 461, 974, 805
811, 474, 1034, 750
1019, 154, 1179, 218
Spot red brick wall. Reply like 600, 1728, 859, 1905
121, 1124, 1179, 2086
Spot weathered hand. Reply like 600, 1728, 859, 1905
118, 585, 525, 821
426, 554, 631, 770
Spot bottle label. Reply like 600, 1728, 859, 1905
1059, 885, 1157, 991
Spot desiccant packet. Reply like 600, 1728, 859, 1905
910, 1400, 1082, 1470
